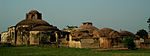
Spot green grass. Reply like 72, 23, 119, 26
0, 46, 150, 56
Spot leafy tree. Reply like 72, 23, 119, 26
136, 29, 148, 39
66, 25, 78, 29
123, 37, 136, 50
62, 25, 78, 30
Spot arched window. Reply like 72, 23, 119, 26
31, 15, 35, 19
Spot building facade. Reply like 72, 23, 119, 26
0, 10, 146, 49
1, 10, 69, 46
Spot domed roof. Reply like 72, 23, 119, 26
31, 26, 59, 31
98, 28, 116, 37
15, 10, 60, 31
71, 28, 89, 33
79, 25, 98, 30
79, 25, 99, 33
119, 31, 135, 37
16, 19, 50, 26
99, 28, 115, 34
99, 28, 114, 31
109, 31, 120, 38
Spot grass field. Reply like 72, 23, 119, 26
0, 46, 150, 56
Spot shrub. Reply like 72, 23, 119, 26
123, 37, 136, 50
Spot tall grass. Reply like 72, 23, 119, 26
0, 46, 150, 56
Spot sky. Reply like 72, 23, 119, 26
0, 0, 150, 34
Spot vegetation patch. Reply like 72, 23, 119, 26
0, 46, 150, 56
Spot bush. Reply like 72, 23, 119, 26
123, 37, 136, 50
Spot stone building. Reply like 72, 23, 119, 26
0, 10, 145, 48
15, 10, 62, 45
62, 22, 100, 48
8, 26, 16, 44
62, 22, 145, 48
119, 31, 145, 48
1, 10, 70, 46
97, 28, 121, 48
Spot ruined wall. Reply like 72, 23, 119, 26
30, 31, 59, 45
58, 33, 69, 47
16, 25, 30, 45
140, 39, 150, 48
69, 41, 81, 48
30, 31, 40, 45
16, 31, 30, 45
100, 37, 112, 48
15, 25, 60, 45
59, 38, 68, 47
1, 32, 9, 43
134, 38, 144, 48
81, 38, 99, 48
8, 26, 16, 45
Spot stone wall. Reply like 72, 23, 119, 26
134, 38, 144, 48
69, 41, 81, 48
100, 37, 112, 48
16, 25, 30, 45
30, 31, 57, 45
81, 38, 99, 48
58, 38, 69, 47
30, 31, 40, 45
58, 33, 70, 47
1, 32, 10, 43
8, 26, 16, 45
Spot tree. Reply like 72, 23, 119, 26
63, 25, 78, 30
136, 29, 148, 39
123, 37, 136, 50
66, 25, 78, 29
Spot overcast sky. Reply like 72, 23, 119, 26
0, 0, 150, 34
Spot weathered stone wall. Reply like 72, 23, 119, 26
58, 38, 69, 47
69, 41, 81, 48
15, 25, 59, 45
30, 31, 40, 45
141, 39, 150, 48
30, 31, 60, 45
58, 33, 69, 47
16, 31, 30, 45
1, 32, 9, 43
100, 37, 112, 48
8, 26, 16, 45
81, 38, 99, 48
16, 25, 30, 45
134, 38, 144, 48
30, 31, 54, 45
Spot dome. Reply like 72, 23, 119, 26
16, 19, 50, 26
109, 31, 120, 38
31, 26, 59, 31
15, 10, 60, 31
71, 28, 89, 33
79, 25, 98, 30
98, 28, 116, 37
79, 25, 99, 33
119, 31, 135, 37
99, 28, 114, 32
